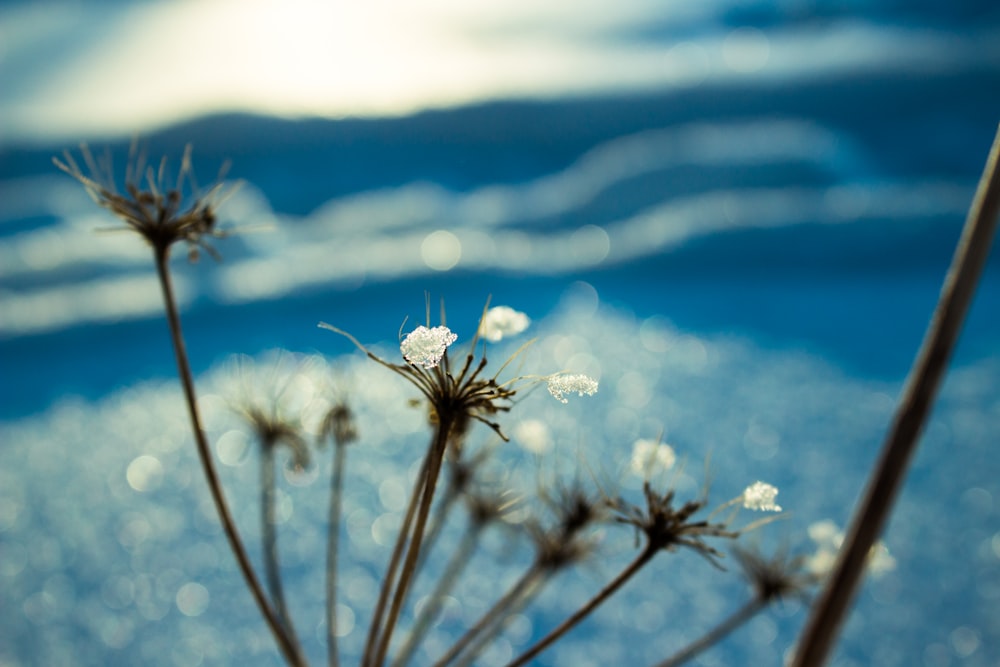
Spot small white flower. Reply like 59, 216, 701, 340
479, 306, 530, 342
630, 439, 676, 476
400, 325, 458, 369
546, 373, 599, 403
741, 481, 782, 512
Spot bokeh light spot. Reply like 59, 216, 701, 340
421, 230, 461, 271
175, 582, 210, 617
126, 455, 163, 492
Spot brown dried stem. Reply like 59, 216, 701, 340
791, 124, 1000, 667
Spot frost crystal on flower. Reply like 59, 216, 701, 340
630, 439, 676, 476
546, 374, 598, 403
742, 481, 782, 512
479, 306, 530, 342
400, 326, 458, 369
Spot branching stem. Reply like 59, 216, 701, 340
153, 248, 305, 667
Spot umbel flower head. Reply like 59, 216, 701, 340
54, 140, 234, 260
320, 312, 516, 441
608, 481, 740, 568
320, 302, 597, 441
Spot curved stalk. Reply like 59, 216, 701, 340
504, 545, 657, 667
153, 248, 305, 666
792, 124, 1000, 667
653, 597, 767, 667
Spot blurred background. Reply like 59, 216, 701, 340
2, 0, 1000, 665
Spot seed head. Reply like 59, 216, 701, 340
54, 140, 235, 260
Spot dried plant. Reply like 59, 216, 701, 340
55, 124, 1000, 667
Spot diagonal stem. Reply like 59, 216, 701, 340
653, 596, 767, 667
392, 520, 484, 667
504, 545, 657, 667
791, 124, 1000, 667
363, 432, 437, 666
373, 419, 452, 667
153, 248, 305, 666
433, 565, 544, 667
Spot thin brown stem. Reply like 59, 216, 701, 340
392, 521, 484, 667
791, 125, 1000, 667
153, 249, 305, 666
326, 440, 348, 667
373, 420, 452, 667
504, 545, 657, 667
452, 570, 546, 667
262, 449, 300, 646
653, 596, 767, 667
433, 565, 544, 667
362, 447, 429, 667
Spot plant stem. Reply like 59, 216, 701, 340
392, 520, 484, 667
452, 571, 545, 667
504, 545, 657, 667
791, 124, 1000, 667
654, 597, 767, 667
433, 565, 544, 667
373, 419, 452, 667
363, 432, 438, 666
153, 249, 305, 667
326, 440, 348, 667
262, 449, 299, 645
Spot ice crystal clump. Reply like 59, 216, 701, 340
742, 481, 782, 512
479, 306, 530, 342
630, 439, 677, 476
546, 373, 599, 403
400, 325, 457, 369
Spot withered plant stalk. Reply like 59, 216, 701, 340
153, 247, 307, 667
791, 123, 1000, 667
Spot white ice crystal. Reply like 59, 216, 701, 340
479, 306, 531, 342
400, 325, 458, 369
741, 481, 782, 512
546, 373, 599, 403
630, 438, 677, 476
